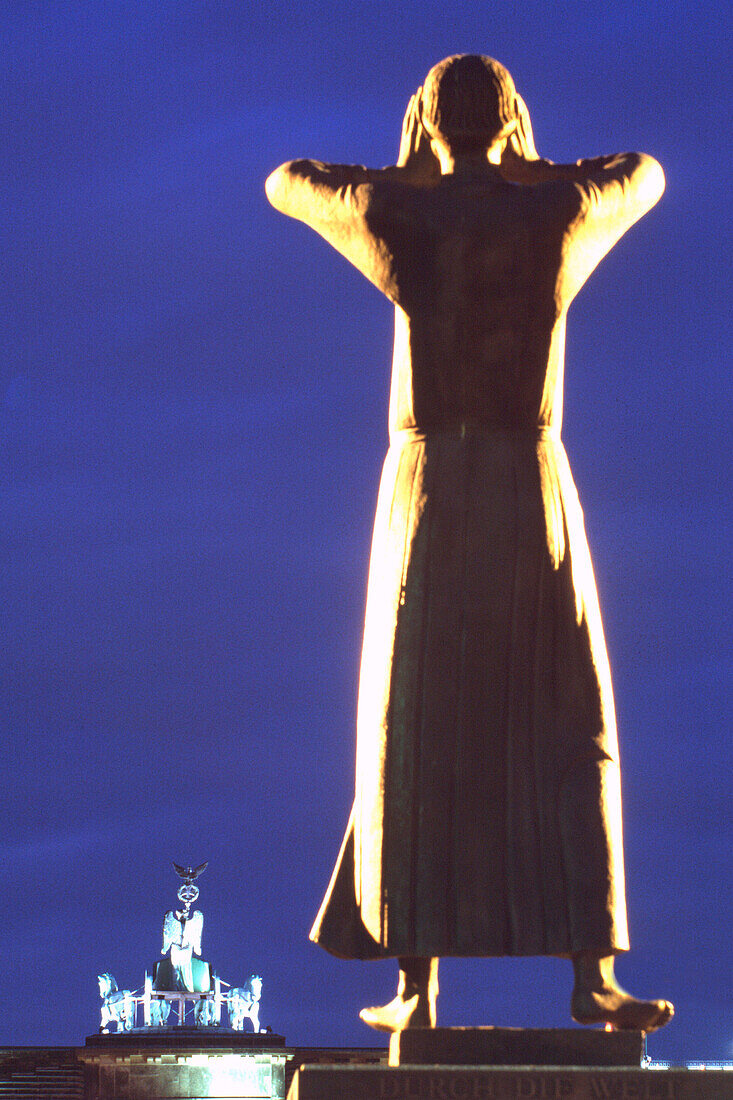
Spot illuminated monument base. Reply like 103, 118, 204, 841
0, 1039, 388, 1099
82, 1029, 290, 1100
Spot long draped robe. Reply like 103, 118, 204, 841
267, 151, 664, 958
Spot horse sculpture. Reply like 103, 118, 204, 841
194, 997, 218, 1027
97, 973, 136, 1032
228, 976, 263, 1032
149, 997, 171, 1026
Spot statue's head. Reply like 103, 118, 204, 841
421, 55, 517, 154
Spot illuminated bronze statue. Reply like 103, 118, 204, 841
266, 55, 672, 1033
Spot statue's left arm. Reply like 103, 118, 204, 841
265, 93, 439, 299
265, 160, 401, 300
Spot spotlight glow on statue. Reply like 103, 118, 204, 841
266, 55, 673, 1034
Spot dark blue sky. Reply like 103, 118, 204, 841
3, 0, 730, 1063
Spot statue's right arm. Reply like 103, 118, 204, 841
548, 152, 666, 301
265, 160, 398, 299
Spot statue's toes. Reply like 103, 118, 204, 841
642, 1000, 674, 1032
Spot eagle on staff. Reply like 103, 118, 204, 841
173, 861, 208, 885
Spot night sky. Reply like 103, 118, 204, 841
3, 0, 730, 1065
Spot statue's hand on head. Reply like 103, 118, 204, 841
393, 87, 441, 184
497, 92, 546, 183
498, 92, 581, 185
508, 94, 539, 161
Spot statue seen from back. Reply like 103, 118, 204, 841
266, 54, 672, 1034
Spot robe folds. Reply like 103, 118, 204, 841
311, 423, 627, 958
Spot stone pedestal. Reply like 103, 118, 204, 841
390, 1028, 645, 1068
288, 1030, 733, 1100
289, 1063, 733, 1098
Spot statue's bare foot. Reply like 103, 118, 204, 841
360, 992, 432, 1033
571, 953, 673, 1032
361, 956, 438, 1033
572, 985, 674, 1032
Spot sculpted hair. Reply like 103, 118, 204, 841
421, 55, 517, 151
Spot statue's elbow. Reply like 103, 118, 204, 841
265, 163, 290, 211
636, 153, 666, 210
265, 160, 311, 213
